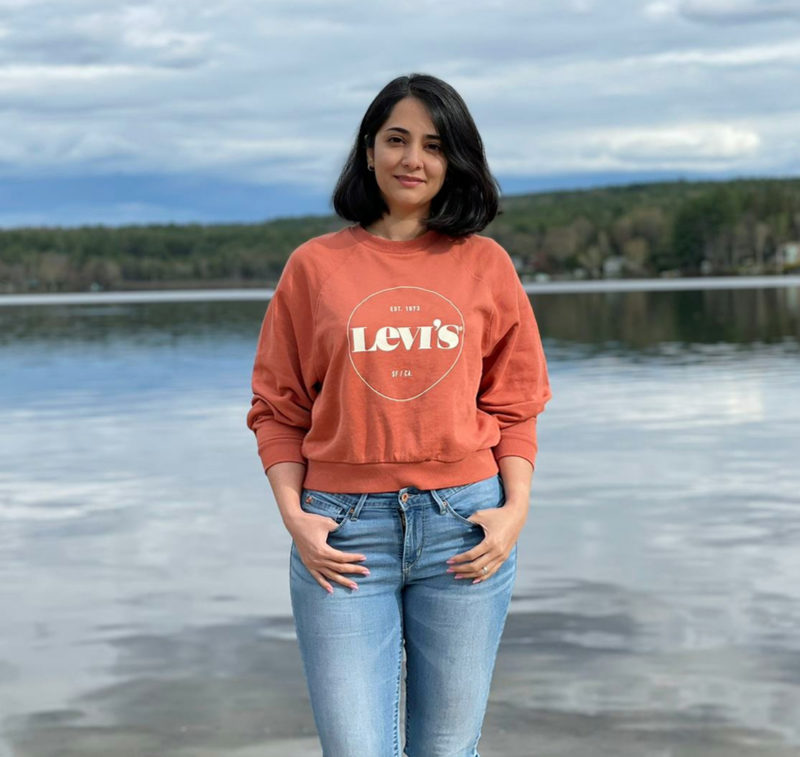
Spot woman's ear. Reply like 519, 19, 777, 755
365, 146, 374, 169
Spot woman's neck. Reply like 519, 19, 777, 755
365, 214, 428, 242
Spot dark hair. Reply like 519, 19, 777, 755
332, 73, 500, 237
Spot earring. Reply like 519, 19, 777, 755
367, 164, 375, 171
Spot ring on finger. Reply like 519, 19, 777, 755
481, 566, 489, 575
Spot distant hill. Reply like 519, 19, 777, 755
1, 177, 799, 293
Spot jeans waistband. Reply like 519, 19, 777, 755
303, 473, 498, 505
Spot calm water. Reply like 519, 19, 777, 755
1, 286, 800, 754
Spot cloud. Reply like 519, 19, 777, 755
487, 121, 768, 176
645, 0, 800, 23
643, 0, 680, 18
679, 0, 800, 24
0, 3, 214, 67
587, 123, 761, 164
645, 37, 800, 65
0, 0, 797, 224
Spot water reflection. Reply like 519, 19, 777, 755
1, 287, 800, 754
535, 287, 800, 347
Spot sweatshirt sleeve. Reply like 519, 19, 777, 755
477, 255, 552, 468
246, 252, 320, 473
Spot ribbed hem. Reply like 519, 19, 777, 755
303, 448, 499, 493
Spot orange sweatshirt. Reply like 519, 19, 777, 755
247, 225, 551, 493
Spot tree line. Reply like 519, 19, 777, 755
2, 177, 799, 293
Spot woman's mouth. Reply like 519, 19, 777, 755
395, 175, 425, 187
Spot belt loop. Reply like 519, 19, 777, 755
351, 492, 368, 521
429, 487, 447, 514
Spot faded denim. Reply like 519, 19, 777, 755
289, 473, 517, 757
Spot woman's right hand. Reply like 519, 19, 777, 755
287, 511, 369, 594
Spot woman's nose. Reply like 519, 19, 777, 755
402, 143, 423, 168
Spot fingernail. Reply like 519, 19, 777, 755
363, 569, 370, 575
446, 568, 454, 573
351, 585, 359, 591
446, 559, 455, 564
454, 575, 464, 580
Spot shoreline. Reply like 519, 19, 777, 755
1, 274, 799, 307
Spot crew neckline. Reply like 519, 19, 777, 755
349, 224, 442, 254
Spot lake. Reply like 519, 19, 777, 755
1, 283, 799, 756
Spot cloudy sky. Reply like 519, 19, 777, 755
0, 0, 798, 228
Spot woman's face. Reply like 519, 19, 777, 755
366, 97, 448, 219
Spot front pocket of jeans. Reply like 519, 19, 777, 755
442, 475, 503, 527
300, 490, 354, 534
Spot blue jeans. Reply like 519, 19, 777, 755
289, 473, 517, 757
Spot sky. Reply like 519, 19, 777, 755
0, 0, 798, 228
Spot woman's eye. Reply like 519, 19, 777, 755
427, 143, 442, 152
387, 136, 404, 144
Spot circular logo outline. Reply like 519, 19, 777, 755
346, 285, 465, 402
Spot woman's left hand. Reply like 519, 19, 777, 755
446, 499, 529, 583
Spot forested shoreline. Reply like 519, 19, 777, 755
2, 177, 799, 294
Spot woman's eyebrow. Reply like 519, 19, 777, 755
384, 126, 441, 140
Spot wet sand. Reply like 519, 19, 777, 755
6, 605, 800, 757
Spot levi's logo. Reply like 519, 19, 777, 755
350, 319, 462, 352
346, 286, 465, 401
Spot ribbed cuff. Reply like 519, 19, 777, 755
256, 420, 307, 472
492, 417, 538, 467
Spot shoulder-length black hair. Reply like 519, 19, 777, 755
332, 73, 500, 238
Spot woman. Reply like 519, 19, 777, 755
247, 73, 551, 757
